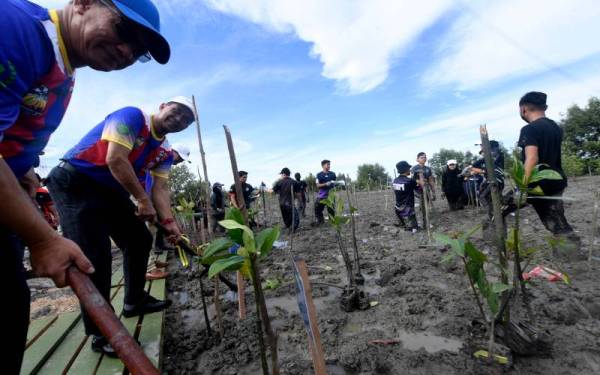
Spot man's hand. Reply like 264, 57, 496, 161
162, 220, 182, 243
29, 235, 94, 287
136, 195, 157, 222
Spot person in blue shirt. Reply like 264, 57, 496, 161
392, 161, 419, 232
314, 159, 336, 225
1, 0, 171, 369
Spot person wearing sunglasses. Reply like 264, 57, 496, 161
1, 0, 170, 371
45, 97, 195, 357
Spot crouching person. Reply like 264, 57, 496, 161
392, 161, 419, 232
46, 97, 195, 356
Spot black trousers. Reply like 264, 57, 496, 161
314, 199, 334, 223
47, 166, 152, 337
280, 204, 299, 230
1, 227, 29, 373
394, 209, 418, 229
529, 193, 573, 235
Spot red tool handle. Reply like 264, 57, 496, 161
67, 266, 159, 375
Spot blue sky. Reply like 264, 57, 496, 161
37, 0, 600, 186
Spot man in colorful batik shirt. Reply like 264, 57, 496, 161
46, 97, 194, 357
1, 0, 170, 370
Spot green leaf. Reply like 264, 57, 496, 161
202, 238, 234, 262
237, 247, 252, 278
242, 230, 256, 253
263, 278, 280, 290
460, 225, 481, 241
511, 156, 525, 187
529, 168, 563, 184
464, 242, 487, 264
441, 252, 456, 263
219, 219, 253, 237
256, 226, 280, 258
490, 282, 512, 294
225, 207, 245, 225
208, 256, 245, 278
433, 233, 464, 257
349, 206, 358, 214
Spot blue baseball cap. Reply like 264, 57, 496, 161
111, 0, 170, 64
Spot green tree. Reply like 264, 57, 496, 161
562, 150, 586, 176
168, 164, 205, 203
561, 97, 600, 174
356, 163, 390, 189
305, 173, 316, 192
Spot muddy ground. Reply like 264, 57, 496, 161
27, 176, 600, 374
161, 176, 600, 375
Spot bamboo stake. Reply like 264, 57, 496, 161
192, 95, 213, 239
223, 125, 247, 320
344, 177, 362, 283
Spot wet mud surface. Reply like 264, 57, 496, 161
33, 177, 600, 374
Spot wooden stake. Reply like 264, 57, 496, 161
192, 95, 213, 239
480, 125, 509, 320
223, 125, 247, 320
293, 258, 327, 375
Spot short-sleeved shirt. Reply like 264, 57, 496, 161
63, 107, 173, 194
518, 117, 567, 194
472, 150, 505, 186
410, 164, 433, 180
273, 177, 301, 207
0, 0, 75, 178
229, 182, 255, 207
316, 171, 336, 199
393, 175, 417, 216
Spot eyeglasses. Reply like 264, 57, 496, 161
98, 0, 151, 63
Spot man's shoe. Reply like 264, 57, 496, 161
145, 269, 169, 281
122, 293, 172, 318
91, 335, 118, 358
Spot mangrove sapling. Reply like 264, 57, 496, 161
202, 208, 281, 375
321, 192, 369, 312
343, 177, 365, 285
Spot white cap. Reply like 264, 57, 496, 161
167, 96, 195, 117
172, 143, 191, 162
447, 159, 457, 166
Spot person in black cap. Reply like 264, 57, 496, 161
392, 161, 419, 232
510, 91, 575, 237
411, 152, 436, 228
273, 168, 301, 231
471, 140, 505, 227
294, 172, 308, 217
210, 182, 226, 233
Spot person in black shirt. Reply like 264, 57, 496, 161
314, 160, 337, 225
294, 172, 308, 217
411, 152, 435, 228
515, 91, 574, 235
441, 160, 464, 210
273, 168, 300, 231
471, 140, 505, 227
210, 182, 226, 233
229, 170, 256, 209
392, 161, 419, 232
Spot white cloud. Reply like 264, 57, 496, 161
424, 0, 600, 89
203, 0, 452, 94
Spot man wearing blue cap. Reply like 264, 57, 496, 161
47, 97, 195, 357
1, 0, 170, 371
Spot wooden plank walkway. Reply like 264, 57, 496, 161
21, 253, 168, 375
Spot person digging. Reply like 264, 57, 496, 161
46, 96, 195, 357
0, 0, 170, 371
145, 144, 192, 281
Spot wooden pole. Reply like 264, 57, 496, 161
479, 125, 509, 317
191, 95, 213, 239
293, 258, 327, 375
223, 125, 247, 320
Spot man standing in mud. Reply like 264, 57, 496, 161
1, 0, 170, 371
313, 159, 337, 225
411, 152, 436, 228
512, 91, 576, 239
274, 168, 301, 231
47, 97, 195, 357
